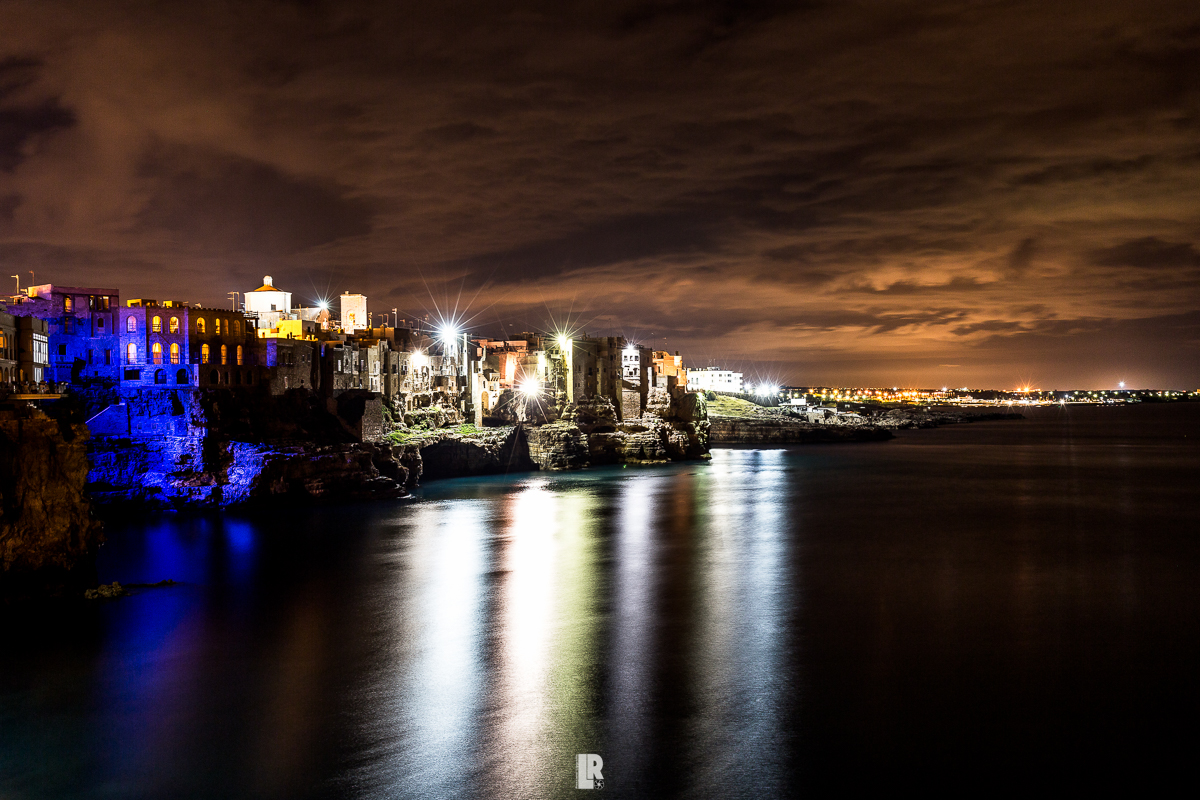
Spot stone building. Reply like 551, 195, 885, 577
119, 300, 261, 389
652, 350, 687, 390
0, 310, 16, 385
5, 284, 121, 383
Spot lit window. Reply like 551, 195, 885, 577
126, 315, 137, 332
170, 343, 180, 364
152, 342, 163, 364
169, 317, 179, 333
64, 296, 73, 313
152, 316, 162, 333
197, 318, 206, 334
236, 345, 243, 365
220, 344, 228, 365
126, 343, 137, 364
201, 343, 210, 363
215, 319, 221, 335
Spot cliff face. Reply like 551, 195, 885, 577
86, 388, 411, 509
1, 409, 104, 597
708, 415, 893, 444
418, 426, 534, 480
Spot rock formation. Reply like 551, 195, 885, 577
1, 406, 104, 598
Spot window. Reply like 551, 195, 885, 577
64, 317, 74, 334
152, 316, 162, 333
201, 343, 210, 363
126, 343, 137, 364
64, 296, 73, 313
88, 349, 94, 364
236, 345, 243, 366
233, 321, 240, 336
154, 369, 166, 385
170, 343, 180, 364
105, 349, 112, 365
97, 317, 105, 331
220, 344, 228, 365
126, 315, 137, 332
215, 318, 221, 335
169, 317, 179, 333
196, 318, 206, 334
176, 369, 188, 385
58, 344, 66, 356
152, 342, 163, 364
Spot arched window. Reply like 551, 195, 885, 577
201, 343, 210, 363
126, 315, 137, 333
169, 317, 179, 333
151, 343, 163, 364
196, 318, 206, 334
64, 296, 73, 313
170, 343, 180, 364
220, 344, 228, 365
209, 370, 219, 384
215, 318, 222, 335
224, 319, 231, 335
154, 369, 166, 384
233, 321, 241, 336
176, 369, 188, 385
236, 345, 243, 365
152, 316, 162, 333
126, 343, 137, 364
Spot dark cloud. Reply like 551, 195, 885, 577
136, 146, 374, 258
0, 57, 73, 172
1090, 237, 1200, 270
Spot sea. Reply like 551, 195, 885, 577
2, 403, 1198, 798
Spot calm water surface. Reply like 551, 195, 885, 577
3, 404, 1199, 797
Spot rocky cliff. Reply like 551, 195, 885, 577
86, 388, 412, 510
709, 415, 894, 445
1, 408, 104, 598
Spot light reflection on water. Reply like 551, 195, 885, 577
2, 404, 1199, 798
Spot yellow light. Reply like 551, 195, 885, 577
519, 378, 540, 396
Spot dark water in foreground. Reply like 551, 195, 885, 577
3, 404, 1200, 798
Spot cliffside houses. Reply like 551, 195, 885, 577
2, 274, 703, 436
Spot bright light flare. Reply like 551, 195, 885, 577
519, 378, 541, 396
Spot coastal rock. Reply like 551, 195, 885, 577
417, 425, 534, 480
561, 397, 618, 432
1, 408, 104, 597
527, 423, 589, 470
708, 415, 894, 445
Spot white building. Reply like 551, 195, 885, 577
687, 367, 743, 394
340, 292, 367, 333
244, 276, 292, 331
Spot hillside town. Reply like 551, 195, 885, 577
1, 275, 706, 435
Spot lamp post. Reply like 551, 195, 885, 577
228, 291, 240, 311
10, 275, 18, 295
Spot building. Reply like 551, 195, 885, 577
244, 275, 292, 331
5, 284, 121, 383
16, 316, 50, 384
0, 310, 18, 385
687, 367, 743, 394
339, 292, 367, 333
652, 350, 687, 390
119, 300, 261, 389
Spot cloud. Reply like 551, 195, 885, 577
1, 0, 1199, 386
1090, 237, 1200, 270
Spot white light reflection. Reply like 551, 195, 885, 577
379, 501, 489, 794
491, 479, 603, 794
689, 448, 790, 796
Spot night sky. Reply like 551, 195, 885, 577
2, 1, 1199, 388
